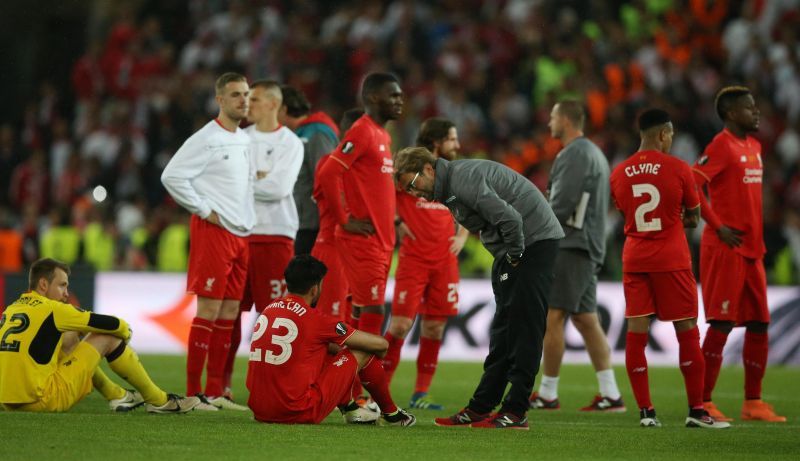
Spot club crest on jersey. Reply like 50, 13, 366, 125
333, 355, 349, 367
740, 155, 747, 163
342, 142, 355, 154
379, 144, 386, 152
336, 322, 348, 336
698, 155, 709, 165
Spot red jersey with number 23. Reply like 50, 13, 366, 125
246, 294, 354, 421
610, 150, 699, 273
330, 114, 396, 251
692, 129, 764, 259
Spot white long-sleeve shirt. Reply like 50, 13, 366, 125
161, 120, 255, 236
245, 125, 304, 238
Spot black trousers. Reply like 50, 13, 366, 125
468, 238, 559, 416
294, 228, 318, 256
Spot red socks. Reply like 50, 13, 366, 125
625, 331, 652, 410
676, 327, 705, 408
358, 356, 398, 414
743, 331, 768, 400
359, 312, 384, 335
222, 314, 242, 392
205, 319, 234, 397
382, 333, 405, 384
186, 317, 214, 396
701, 327, 729, 401
415, 336, 441, 394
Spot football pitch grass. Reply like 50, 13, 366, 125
2, 357, 798, 460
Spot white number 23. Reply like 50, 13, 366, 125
249, 316, 298, 365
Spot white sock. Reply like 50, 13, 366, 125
597, 369, 621, 400
538, 375, 559, 400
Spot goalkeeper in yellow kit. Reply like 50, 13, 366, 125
0, 258, 199, 413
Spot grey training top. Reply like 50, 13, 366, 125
432, 158, 564, 259
293, 130, 338, 231
546, 137, 610, 264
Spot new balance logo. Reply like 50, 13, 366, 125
204, 278, 216, 292
398, 290, 407, 304
721, 300, 730, 314
500, 273, 509, 282
371, 285, 379, 300
632, 367, 647, 373
680, 361, 693, 367
332, 301, 340, 316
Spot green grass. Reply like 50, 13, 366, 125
2, 357, 798, 460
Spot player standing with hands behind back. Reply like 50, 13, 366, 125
611, 109, 728, 429
161, 72, 254, 410
693, 87, 785, 422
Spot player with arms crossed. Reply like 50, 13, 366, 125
161, 72, 255, 409
382, 117, 469, 410
316, 73, 404, 337
246, 255, 415, 426
694, 86, 785, 422
0, 258, 199, 413
219, 80, 304, 407
611, 109, 728, 429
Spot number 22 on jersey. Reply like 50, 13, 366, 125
632, 183, 662, 232
249, 315, 298, 365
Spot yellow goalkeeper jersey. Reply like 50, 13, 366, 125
0, 291, 131, 404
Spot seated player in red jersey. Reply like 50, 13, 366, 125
610, 109, 728, 429
246, 255, 416, 426
693, 86, 785, 422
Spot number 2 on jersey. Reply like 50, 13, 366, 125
0, 313, 30, 352
249, 316, 298, 365
632, 183, 662, 232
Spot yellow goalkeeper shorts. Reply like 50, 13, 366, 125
7, 342, 101, 412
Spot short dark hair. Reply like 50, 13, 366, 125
284, 255, 327, 295
715, 86, 751, 121
339, 108, 364, 134
393, 146, 437, 182
361, 72, 400, 102
29, 258, 70, 290
416, 118, 455, 151
556, 100, 586, 130
280, 85, 311, 117
215, 72, 247, 95
638, 108, 671, 132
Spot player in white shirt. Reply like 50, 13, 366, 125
222, 80, 304, 402
160, 72, 254, 411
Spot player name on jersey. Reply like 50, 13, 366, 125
263, 299, 307, 316
624, 163, 661, 177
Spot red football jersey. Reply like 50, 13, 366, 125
330, 114, 396, 251
313, 154, 339, 245
396, 190, 456, 262
610, 150, 700, 272
246, 294, 354, 421
693, 128, 765, 259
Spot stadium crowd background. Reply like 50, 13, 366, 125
0, 0, 799, 284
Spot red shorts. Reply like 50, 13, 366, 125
623, 270, 698, 322
312, 240, 349, 319
392, 253, 459, 319
187, 215, 249, 300
240, 237, 294, 313
700, 244, 769, 325
336, 236, 392, 307
253, 350, 358, 425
